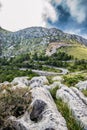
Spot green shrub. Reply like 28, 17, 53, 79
0, 87, 31, 129
0, 66, 38, 83
63, 75, 84, 86
82, 90, 87, 97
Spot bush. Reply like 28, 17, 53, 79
63, 75, 84, 86
0, 87, 31, 129
82, 90, 87, 97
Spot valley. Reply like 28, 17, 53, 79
0, 27, 87, 130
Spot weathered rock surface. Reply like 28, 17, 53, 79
1, 75, 87, 130
29, 76, 49, 88
52, 76, 63, 82
56, 86, 87, 130
71, 87, 87, 105
50, 82, 61, 89
75, 80, 87, 90
30, 99, 47, 122
11, 76, 29, 89
9, 83, 68, 130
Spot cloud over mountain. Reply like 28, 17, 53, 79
45, 0, 87, 38
0, 0, 86, 38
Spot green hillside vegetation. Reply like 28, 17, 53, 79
63, 74, 85, 86
58, 44, 87, 60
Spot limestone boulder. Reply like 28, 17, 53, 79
9, 86, 68, 130
56, 86, 87, 130
75, 80, 87, 90
29, 76, 49, 88
11, 77, 29, 89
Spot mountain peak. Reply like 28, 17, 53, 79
0, 26, 87, 57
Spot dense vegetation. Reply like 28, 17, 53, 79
69, 59, 87, 72
0, 87, 31, 129
0, 51, 87, 82
63, 74, 85, 86
0, 56, 38, 82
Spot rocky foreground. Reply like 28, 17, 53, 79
0, 76, 87, 130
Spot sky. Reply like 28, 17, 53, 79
0, 0, 87, 38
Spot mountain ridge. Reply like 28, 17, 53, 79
0, 26, 87, 57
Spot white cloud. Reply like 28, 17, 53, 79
42, 0, 57, 26
0, 0, 58, 31
66, 0, 86, 23
0, 0, 56, 31
53, 0, 86, 24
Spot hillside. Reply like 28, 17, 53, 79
0, 26, 87, 59
46, 42, 87, 60
0, 26, 87, 130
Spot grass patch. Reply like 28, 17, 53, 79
55, 99, 84, 130
50, 86, 59, 99
82, 90, 87, 97
0, 87, 31, 129
46, 76, 54, 84
50, 87, 84, 130
58, 45, 87, 60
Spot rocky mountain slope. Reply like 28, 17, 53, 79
0, 26, 87, 58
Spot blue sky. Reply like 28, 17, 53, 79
46, 0, 87, 38
0, 0, 87, 38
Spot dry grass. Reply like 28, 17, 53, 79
0, 87, 31, 129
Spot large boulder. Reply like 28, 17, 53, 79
9, 86, 68, 130
11, 77, 29, 89
75, 80, 87, 90
29, 76, 49, 88
56, 86, 87, 130
71, 87, 87, 105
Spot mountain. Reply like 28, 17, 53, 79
0, 26, 87, 59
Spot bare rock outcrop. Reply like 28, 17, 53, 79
56, 86, 87, 130
29, 76, 49, 88
11, 76, 29, 89
75, 80, 87, 90
8, 79, 68, 130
